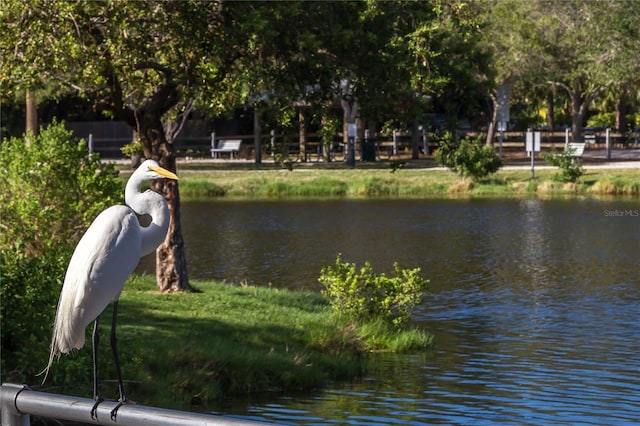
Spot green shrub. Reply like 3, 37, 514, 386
0, 120, 123, 383
1, 120, 122, 255
542, 148, 585, 183
435, 133, 504, 181
319, 255, 429, 328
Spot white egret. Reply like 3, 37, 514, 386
41, 159, 178, 420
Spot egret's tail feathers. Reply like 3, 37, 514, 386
39, 299, 86, 384
39, 340, 59, 384
39, 326, 85, 384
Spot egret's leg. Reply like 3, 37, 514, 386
109, 300, 128, 420
90, 319, 104, 420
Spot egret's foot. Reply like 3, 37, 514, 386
110, 397, 129, 421
90, 396, 104, 420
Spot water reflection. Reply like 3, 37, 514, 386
140, 198, 640, 423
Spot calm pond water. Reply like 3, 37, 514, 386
139, 198, 640, 424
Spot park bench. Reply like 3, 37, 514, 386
210, 139, 242, 159
584, 133, 596, 145
565, 142, 585, 157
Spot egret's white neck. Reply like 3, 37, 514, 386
125, 177, 170, 257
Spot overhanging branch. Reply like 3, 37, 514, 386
134, 61, 179, 115
134, 61, 174, 82
163, 99, 194, 143
547, 80, 571, 97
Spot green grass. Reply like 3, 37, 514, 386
357, 319, 433, 352
176, 167, 639, 199
39, 276, 432, 410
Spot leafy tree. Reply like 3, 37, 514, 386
0, 1, 81, 134
479, 0, 640, 140
335, 1, 492, 158
218, 1, 344, 162
428, 2, 494, 131
362, 1, 444, 159
1, 1, 251, 292
3, 0, 355, 290
2, 0, 362, 290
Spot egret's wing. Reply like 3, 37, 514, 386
53, 205, 141, 354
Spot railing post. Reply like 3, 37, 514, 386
1, 383, 30, 426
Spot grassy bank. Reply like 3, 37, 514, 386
175, 167, 639, 199
42, 276, 431, 410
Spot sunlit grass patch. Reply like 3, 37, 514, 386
177, 167, 639, 199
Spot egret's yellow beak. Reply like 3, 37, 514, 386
149, 165, 179, 180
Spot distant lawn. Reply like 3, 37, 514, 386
174, 166, 639, 199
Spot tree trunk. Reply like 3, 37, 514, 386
615, 89, 627, 133
485, 94, 497, 146
545, 90, 555, 132
156, 177, 190, 293
137, 112, 192, 293
253, 108, 262, 164
299, 109, 307, 162
340, 99, 358, 165
355, 116, 364, 160
320, 113, 332, 162
570, 88, 585, 142
566, 75, 599, 143
25, 90, 38, 143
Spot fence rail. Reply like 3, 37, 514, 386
1, 383, 272, 426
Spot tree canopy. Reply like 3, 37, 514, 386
479, 0, 640, 137
3, 0, 639, 136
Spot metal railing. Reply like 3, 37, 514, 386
1, 383, 272, 426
